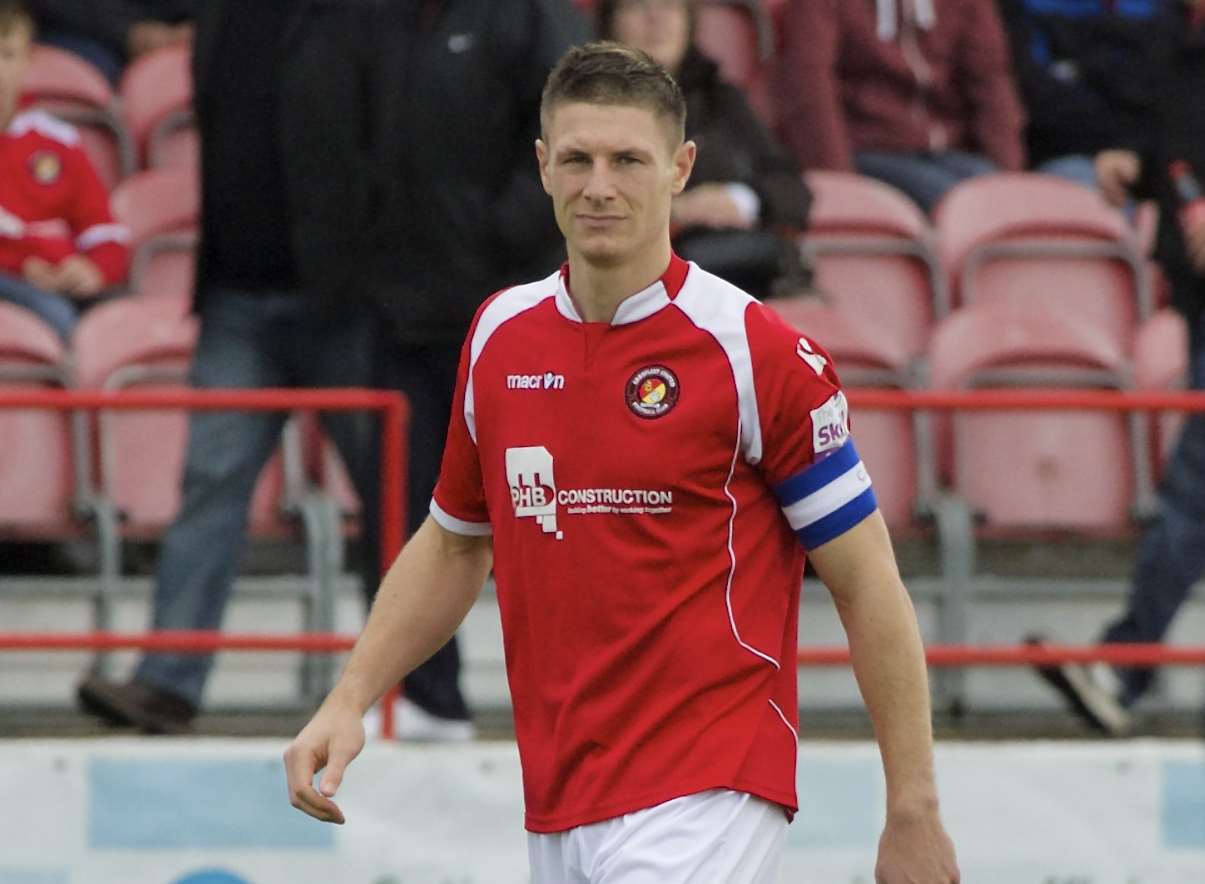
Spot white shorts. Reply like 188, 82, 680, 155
527, 789, 787, 884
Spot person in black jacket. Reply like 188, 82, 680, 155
996, 0, 1166, 189
596, 0, 813, 297
27, 0, 194, 83
77, 0, 586, 737
1031, 0, 1205, 736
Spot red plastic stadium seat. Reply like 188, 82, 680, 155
0, 303, 79, 539
22, 44, 134, 186
802, 171, 943, 358
694, 0, 775, 127
109, 168, 198, 297
929, 302, 1140, 533
119, 43, 197, 171
769, 297, 921, 530
1133, 308, 1190, 477
935, 173, 1150, 351
71, 296, 285, 538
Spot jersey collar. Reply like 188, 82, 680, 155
556, 252, 690, 326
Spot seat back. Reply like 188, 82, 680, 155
768, 297, 921, 530
118, 43, 193, 168
72, 297, 285, 537
109, 168, 199, 296
936, 173, 1149, 350
930, 303, 1138, 533
23, 44, 133, 185
802, 171, 942, 357
0, 303, 77, 537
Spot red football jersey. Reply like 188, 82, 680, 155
0, 109, 129, 285
432, 254, 877, 833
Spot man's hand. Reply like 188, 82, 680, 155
671, 184, 754, 230
875, 806, 960, 883
283, 696, 367, 825
52, 255, 105, 297
1095, 149, 1141, 208
127, 20, 191, 57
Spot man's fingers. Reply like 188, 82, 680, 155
291, 781, 346, 825
284, 746, 346, 824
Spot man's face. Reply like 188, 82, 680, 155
537, 101, 694, 268
0, 24, 32, 127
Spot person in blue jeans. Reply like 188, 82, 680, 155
1031, 1, 1205, 735
75, 0, 583, 736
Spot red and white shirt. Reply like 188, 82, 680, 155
0, 109, 129, 285
432, 254, 877, 833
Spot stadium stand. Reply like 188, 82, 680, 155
0, 302, 79, 542
118, 42, 196, 171
801, 170, 945, 358
768, 295, 925, 530
693, 0, 775, 127
935, 173, 1152, 351
108, 167, 197, 298
69, 296, 345, 699
22, 43, 134, 186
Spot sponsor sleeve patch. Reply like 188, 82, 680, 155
810, 391, 849, 456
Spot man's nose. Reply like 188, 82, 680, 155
582, 161, 617, 201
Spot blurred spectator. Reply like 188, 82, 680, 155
1031, 0, 1205, 736
774, 0, 1026, 213
26, 0, 194, 84
76, 0, 584, 738
0, 0, 129, 341
998, 0, 1167, 191
596, 0, 814, 297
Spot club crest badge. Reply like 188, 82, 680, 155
28, 150, 63, 185
626, 365, 679, 419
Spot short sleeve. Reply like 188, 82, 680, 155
430, 329, 492, 536
746, 303, 876, 550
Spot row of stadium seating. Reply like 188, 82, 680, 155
109, 164, 1161, 354
23, 41, 194, 186
22, 0, 770, 188
0, 252, 1186, 545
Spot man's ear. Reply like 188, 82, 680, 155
671, 140, 697, 196
535, 139, 552, 195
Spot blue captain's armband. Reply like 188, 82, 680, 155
773, 440, 877, 550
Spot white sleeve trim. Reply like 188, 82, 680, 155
429, 498, 492, 536
76, 222, 130, 251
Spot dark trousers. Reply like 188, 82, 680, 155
137, 286, 468, 719
1104, 313, 1205, 705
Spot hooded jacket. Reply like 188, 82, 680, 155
774, 0, 1025, 172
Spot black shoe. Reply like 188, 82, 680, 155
1026, 636, 1132, 737
77, 675, 197, 735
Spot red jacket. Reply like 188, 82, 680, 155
0, 108, 129, 285
774, 0, 1026, 172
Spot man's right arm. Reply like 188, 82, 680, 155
283, 516, 492, 824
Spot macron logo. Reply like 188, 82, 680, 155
507, 372, 566, 391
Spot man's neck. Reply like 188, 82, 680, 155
566, 239, 673, 324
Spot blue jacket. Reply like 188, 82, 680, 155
998, 0, 1168, 164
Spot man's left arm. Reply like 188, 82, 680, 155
809, 512, 960, 884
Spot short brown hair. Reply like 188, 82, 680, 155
0, 0, 34, 36
540, 41, 686, 144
